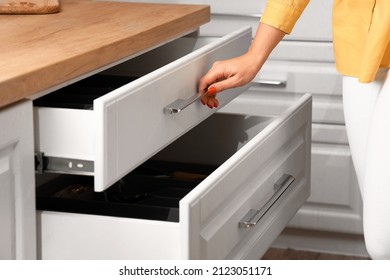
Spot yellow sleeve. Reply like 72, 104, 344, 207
260, 0, 310, 34
358, 0, 390, 82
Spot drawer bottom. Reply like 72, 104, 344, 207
36, 161, 216, 222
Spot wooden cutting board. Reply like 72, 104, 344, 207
0, 0, 60, 14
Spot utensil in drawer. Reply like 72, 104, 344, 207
134, 164, 208, 181
53, 183, 91, 198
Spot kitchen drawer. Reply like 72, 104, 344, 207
255, 60, 342, 97
223, 60, 343, 124
312, 123, 348, 145
36, 94, 312, 260
126, 0, 332, 41
269, 41, 334, 63
33, 27, 252, 192
201, 0, 332, 42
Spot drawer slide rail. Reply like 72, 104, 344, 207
35, 152, 94, 176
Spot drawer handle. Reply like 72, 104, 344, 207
238, 174, 295, 228
164, 93, 204, 114
251, 79, 287, 88
213, 12, 262, 19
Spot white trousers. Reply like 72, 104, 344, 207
343, 69, 390, 259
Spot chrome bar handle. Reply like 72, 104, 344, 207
164, 93, 205, 114
239, 174, 295, 228
251, 79, 287, 88
212, 12, 262, 19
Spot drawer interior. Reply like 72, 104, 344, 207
33, 75, 137, 110
36, 161, 215, 222
153, 113, 274, 165
36, 113, 275, 222
33, 36, 212, 110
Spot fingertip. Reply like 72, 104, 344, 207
207, 98, 214, 109
207, 86, 217, 95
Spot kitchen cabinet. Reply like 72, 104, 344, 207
0, 101, 36, 259
34, 26, 312, 259
1, 0, 313, 259
37, 93, 312, 259
0, 0, 210, 260
126, 0, 364, 244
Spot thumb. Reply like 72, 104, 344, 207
207, 76, 242, 94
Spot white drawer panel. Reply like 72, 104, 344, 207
38, 212, 182, 260
269, 41, 334, 63
224, 60, 343, 124
126, 0, 332, 41
34, 28, 252, 192
312, 123, 348, 145
222, 89, 343, 125
310, 144, 356, 206
37, 94, 312, 259
289, 143, 363, 234
257, 60, 342, 96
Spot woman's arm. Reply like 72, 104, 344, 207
198, 23, 286, 108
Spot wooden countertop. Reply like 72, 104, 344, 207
0, 0, 209, 108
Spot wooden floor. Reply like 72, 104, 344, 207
262, 247, 370, 260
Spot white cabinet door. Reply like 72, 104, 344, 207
0, 100, 36, 259
289, 141, 363, 234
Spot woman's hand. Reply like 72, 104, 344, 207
198, 23, 286, 108
198, 52, 260, 108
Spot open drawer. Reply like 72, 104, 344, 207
36, 94, 312, 260
33, 27, 252, 192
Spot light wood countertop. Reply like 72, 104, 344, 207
0, 0, 209, 108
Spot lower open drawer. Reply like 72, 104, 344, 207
36, 94, 312, 260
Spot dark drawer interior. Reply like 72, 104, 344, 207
33, 75, 137, 110
36, 161, 216, 222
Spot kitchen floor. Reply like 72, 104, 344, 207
262, 247, 371, 260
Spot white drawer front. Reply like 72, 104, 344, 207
126, 0, 332, 41
257, 60, 342, 96
312, 123, 348, 145
34, 28, 252, 192
37, 95, 312, 259
269, 41, 334, 63
38, 212, 182, 260
181, 94, 312, 259
233, 60, 343, 125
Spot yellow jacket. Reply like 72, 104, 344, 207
260, 0, 390, 83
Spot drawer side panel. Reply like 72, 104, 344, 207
38, 211, 181, 260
